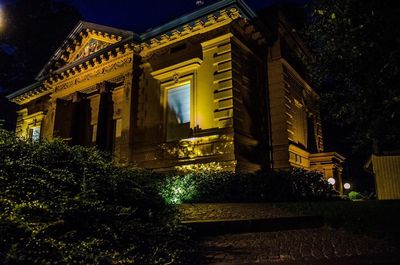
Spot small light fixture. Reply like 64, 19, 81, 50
344, 183, 351, 190
327, 177, 336, 185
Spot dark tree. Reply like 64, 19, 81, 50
302, 0, 400, 153
0, 0, 81, 94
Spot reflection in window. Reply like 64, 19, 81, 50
166, 84, 190, 141
30, 126, 41, 142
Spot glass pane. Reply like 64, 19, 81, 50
31, 127, 41, 141
167, 84, 190, 141
167, 84, 190, 124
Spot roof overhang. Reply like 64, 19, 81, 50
140, 0, 257, 41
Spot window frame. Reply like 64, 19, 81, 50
29, 126, 41, 142
150, 58, 202, 142
163, 78, 194, 142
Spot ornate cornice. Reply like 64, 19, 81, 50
138, 8, 242, 54
9, 47, 133, 104
49, 43, 134, 85
52, 55, 133, 94
8, 0, 269, 105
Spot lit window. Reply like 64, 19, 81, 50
30, 126, 41, 141
166, 83, 191, 141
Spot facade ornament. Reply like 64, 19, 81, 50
229, 8, 241, 20
181, 25, 192, 35
171, 29, 181, 40
218, 9, 230, 21
173, 73, 179, 83
205, 15, 217, 26
160, 34, 170, 43
193, 20, 204, 31
133, 44, 143, 53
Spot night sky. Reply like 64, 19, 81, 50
1, 0, 308, 33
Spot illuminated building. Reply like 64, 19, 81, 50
7, 0, 345, 183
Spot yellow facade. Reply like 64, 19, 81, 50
365, 154, 400, 200
7, 1, 344, 181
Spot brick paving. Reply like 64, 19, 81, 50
196, 226, 400, 264
180, 203, 400, 264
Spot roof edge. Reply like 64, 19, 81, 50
140, 0, 257, 41
36, 20, 139, 81
6, 82, 42, 100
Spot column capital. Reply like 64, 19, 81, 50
97, 81, 115, 94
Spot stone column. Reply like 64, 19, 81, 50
96, 82, 115, 153
70, 92, 91, 146
41, 98, 57, 140
53, 98, 74, 141
119, 71, 134, 163
87, 94, 101, 146
112, 86, 124, 162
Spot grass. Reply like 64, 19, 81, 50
276, 200, 400, 244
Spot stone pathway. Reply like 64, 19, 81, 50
179, 204, 400, 264
196, 227, 399, 264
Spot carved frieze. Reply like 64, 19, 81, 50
53, 56, 133, 93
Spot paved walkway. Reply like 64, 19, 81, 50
196, 227, 399, 264
179, 204, 400, 264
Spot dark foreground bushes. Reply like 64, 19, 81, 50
161, 168, 339, 204
0, 130, 189, 265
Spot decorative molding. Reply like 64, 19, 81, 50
140, 8, 242, 54
10, 3, 267, 105
151, 58, 203, 81
53, 56, 133, 93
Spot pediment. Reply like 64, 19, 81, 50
66, 36, 115, 64
37, 21, 134, 80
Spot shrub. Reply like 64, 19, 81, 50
161, 168, 338, 204
0, 129, 189, 265
289, 168, 339, 201
348, 191, 365, 201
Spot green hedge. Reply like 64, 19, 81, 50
0, 129, 189, 265
161, 169, 339, 204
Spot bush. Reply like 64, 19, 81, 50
348, 191, 365, 201
289, 168, 339, 201
161, 168, 339, 204
0, 129, 189, 265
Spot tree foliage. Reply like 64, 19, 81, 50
0, 129, 189, 264
302, 0, 400, 152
